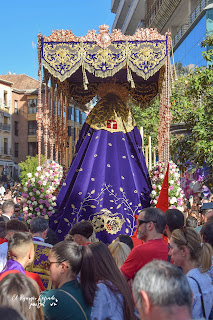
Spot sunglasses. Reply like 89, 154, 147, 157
138, 219, 157, 226
46, 260, 59, 270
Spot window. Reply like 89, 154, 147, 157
28, 142, 38, 157
4, 91, 7, 106
28, 99, 37, 114
15, 143, 18, 157
4, 138, 8, 155
28, 121, 37, 135
14, 121, 18, 136
14, 100, 18, 114
74, 108, 79, 123
68, 126, 75, 140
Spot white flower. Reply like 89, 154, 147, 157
170, 197, 177, 204
46, 190, 50, 194
27, 173, 32, 178
35, 172, 39, 177
153, 200, 157, 204
28, 212, 32, 216
23, 187, 28, 192
158, 185, 161, 190
30, 207, 33, 211
40, 194, 44, 198
49, 206, 53, 210
37, 212, 41, 216
177, 206, 183, 212
37, 166, 42, 171
31, 182, 35, 187
151, 190, 156, 196
159, 174, 164, 179
39, 205, 43, 209
31, 178, 35, 183
40, 175, 45, 180
22, 198, 27, 202
27, 200, 31, 204
169, 180, 174, 185
36, 190, 40, 195
43, 181, 47, 186
52, 210, 55, 213
23, 207, 28, 211
52, 196, 56, 201
29, 192, 33, 196
45, 215, 48, 219
32, 201, 38, 206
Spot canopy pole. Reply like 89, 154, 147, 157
36, 32, 43, 167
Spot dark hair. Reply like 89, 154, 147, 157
81, 242, 135, 320
6, 219, 28, 233
8, 232, 33, 252
0, 307, 27, 320
186, 216, 198, 228
51, 241, 95, 306
45, 228, 59, 245
69, 221, 93, 239
143, 207, 166, 233
201, 220, 213, 248
30, 217, 49, 234
165, 209, 184, 233
2, 200, 14, 214
0, 273, 43, 320
0, 220, 6, 238
118, 234, 134, 250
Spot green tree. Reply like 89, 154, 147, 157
19, 155, 45, 185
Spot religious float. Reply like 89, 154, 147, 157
35, 25, 172, 242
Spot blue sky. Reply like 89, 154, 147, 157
0, 0, 115, 79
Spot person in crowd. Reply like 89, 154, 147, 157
0, 306, 27, 320
40, 241, 92, 320
200, 220, 213, 281
120, 207, 168, 280
81, 241, 135, 320
1, 232, 35, 275
28, 217, 52, 289
0, 273, 44, 320
186, 216, 198, 228
200, 202, 213, 223
1, 200, 14, 222
0, 220, 6, 238
115, 234, 134, 250
30, 216, 50, 244
69, 220, 94, 245
0, 219, 28, 272
169, 227, 213, 319
133, 260, 193, 320
164, 208, 185, 240
108, 241, 131, 269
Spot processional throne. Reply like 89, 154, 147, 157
37, 25, 172, 242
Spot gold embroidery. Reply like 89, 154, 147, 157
91, 209, 125, 235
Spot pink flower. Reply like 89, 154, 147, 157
41, 187, 44, 192
171, 205, 176, 209
38, 199, 43, 204
38, 180, 42, 186
152, 185, 156, 189
44, 195, 49, 199
169, 185, 174, 190
35, 207, 40, 212
29, 204, 33, 208
31, 197, 35, 201
33, 188, 37, 192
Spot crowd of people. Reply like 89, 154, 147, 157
0, 183, 212, 319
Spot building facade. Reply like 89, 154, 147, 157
0, 78, 14, 180
111, 0, 213, 68
0, 74, 87, 178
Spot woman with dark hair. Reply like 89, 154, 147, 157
40, 241, 92, 320
0, 273, 43, 320
81, 241, 135, 320
169, 227, 213, 319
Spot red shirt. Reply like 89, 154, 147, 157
121, 238, 168, 280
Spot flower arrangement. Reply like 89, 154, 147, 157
150, 161, 185, 211
21, 160, 63, 225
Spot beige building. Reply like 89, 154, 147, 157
0, 78, 14, 179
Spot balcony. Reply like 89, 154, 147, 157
0, 148, 12, 156
3, 124, 10, 131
